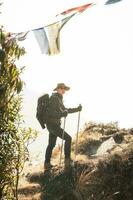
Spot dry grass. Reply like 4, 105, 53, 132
40, 153, 130, 200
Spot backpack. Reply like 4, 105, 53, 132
36, 94, 49, 129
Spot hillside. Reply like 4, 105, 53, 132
18, 121, 133, 200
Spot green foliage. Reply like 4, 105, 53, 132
0, 28, 38, 199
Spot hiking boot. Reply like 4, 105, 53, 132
44, 163, 53, 170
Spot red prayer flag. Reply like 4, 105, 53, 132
60, 3, 94, 15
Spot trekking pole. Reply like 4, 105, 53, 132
59, 117, 66, 168
75, 110, 81, 161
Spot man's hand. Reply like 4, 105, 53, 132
62, 110, 68, 117
76, 104, 82, 112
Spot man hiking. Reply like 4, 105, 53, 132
44, 83, 82, 170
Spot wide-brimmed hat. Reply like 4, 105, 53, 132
53, 83, 70, 91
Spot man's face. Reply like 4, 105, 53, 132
57, 87, 66, 95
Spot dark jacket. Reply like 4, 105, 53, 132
47, 92, 78, 125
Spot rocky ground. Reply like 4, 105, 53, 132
18, 121, 133, 200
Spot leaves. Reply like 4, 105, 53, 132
0, 27, 38, 200
16, 79, 23, 94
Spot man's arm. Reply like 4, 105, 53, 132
67, 104, 82, 113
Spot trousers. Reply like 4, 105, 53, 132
45, 122, 72, 163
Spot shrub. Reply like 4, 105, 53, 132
0, 27, 37, 199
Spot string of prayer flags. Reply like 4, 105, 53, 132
9, 2, 95, 55
33, 13, 76, 55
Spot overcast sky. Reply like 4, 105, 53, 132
1, 0, 133, 129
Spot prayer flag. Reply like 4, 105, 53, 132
33, 28, 49, 54
46, 13, 76, 55
58, 3, 94, 15
105, 0, 123, 5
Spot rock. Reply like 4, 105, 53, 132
96, 137, 116, 156
113, 132, 124, 144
